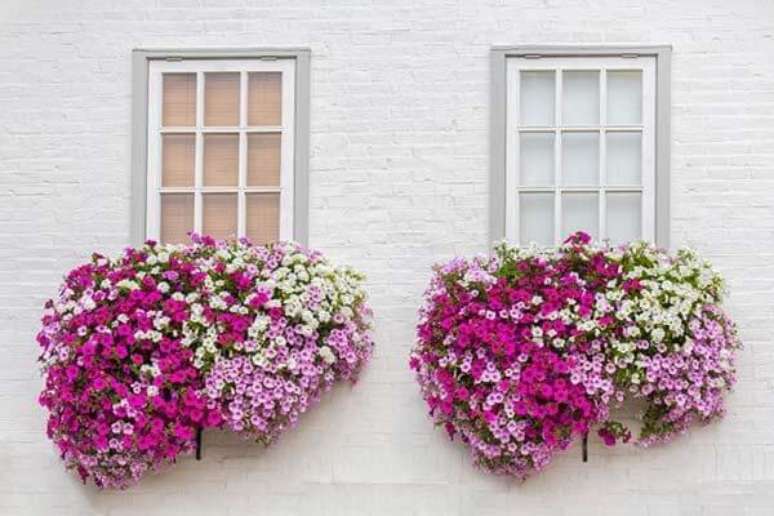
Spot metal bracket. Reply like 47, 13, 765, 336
195, 428, 203, 460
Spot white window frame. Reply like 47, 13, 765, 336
131, 49, 311, 246
490, 46, 672, 248
506, 55, 655, 245
146, 59, 294, 241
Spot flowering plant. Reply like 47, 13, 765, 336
37, 236, 373, 488
410, 232, 740, 479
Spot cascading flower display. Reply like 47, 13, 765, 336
410, 232, 740, 479
37, 236, 373, 488
186, 236, 373, 443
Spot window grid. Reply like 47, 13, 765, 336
519, 68, 644, 243
157, 72, 283, 235
507, 56, 655, 246
147, 59, 295, 243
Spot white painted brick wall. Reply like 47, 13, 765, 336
1, 0, 773, 514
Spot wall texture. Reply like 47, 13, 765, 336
1, 1, 773, 515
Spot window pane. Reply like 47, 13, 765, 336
562, 71, 599, 126
248, 72, 282, 126
162, 134, 195, 187
204, 72, 240, 126
203, 134, 239, 187
162, 74, 196, 127
247, 133, 281, 186
161, 194, 194, 244
519, 71, 554, 126
519, 193, 554, 246
519, 132, 554, 186
203, 193, 237, 239
606, 192, 641, 244
606, 132, 642, 186
246, 193, 280, 245
607, 71, 642, 125
562, 132, 599, 186
562, 192, 598, 240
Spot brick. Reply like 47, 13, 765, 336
1, 0, 773, 513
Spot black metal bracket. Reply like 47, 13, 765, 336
582, 432, 588, 463
195, 428, 203, 460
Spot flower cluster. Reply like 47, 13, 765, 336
410, 232, 740, 479
187, 237, 373, 443
37, 236, 373, 488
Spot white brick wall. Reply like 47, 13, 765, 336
1, 0, 773, 514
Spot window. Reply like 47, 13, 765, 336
490, 47, 671, 247
132, 50, 310, 246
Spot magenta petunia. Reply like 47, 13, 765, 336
37, 236, 374, 489
410, 233, 740, 479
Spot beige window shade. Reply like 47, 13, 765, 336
161, 194, 194, 244
203, 134, 239, 186
204, 73, 240, 126
247, 133, 281, 186
162, 74, 196, 127
246, 193, 280, 244
149, 58, 295, 247
203, 193, 238, 239
248, 72, 282, 126
162, 134, 195, 187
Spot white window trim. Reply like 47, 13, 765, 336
490, 46, 672, 249
146, 58, 295, 241
505, 55, 656, 245
131, 48, 311, 247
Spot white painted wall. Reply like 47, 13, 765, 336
1, 1, 773, 514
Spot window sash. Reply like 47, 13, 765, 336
146, 58, 296, 242
505, 56, 656, 245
